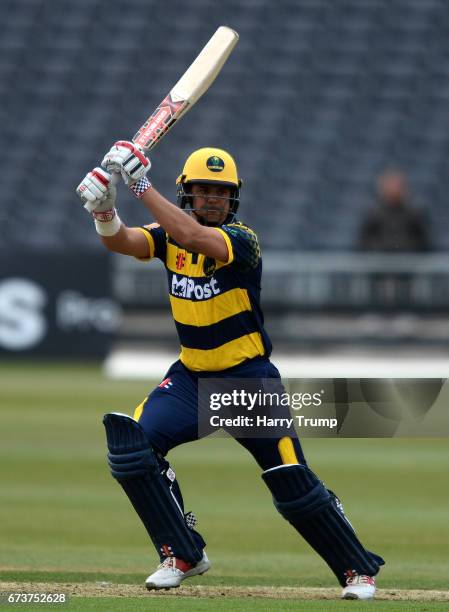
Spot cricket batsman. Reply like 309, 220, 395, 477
76, 142, 384, 599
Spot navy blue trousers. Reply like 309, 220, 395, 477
133, 356, 306, 556
135, 357, 306, 470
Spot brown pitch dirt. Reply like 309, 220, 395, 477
1, 582, 449, 601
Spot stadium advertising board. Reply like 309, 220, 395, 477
0, 251, 121, 357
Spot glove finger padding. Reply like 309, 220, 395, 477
93, 183, 117, 213
76, 167, 116, 212
102, 140, 151, 185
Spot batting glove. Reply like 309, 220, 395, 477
102, 140, 151, 185
76, 167, 117, 213
76, 168, 121, 236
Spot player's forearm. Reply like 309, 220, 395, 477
140, 186, 201, 248
99, 224, 150, 258
99, 223, 127, 252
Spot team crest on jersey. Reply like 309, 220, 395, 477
206, 155, 224, 172
203, 256, 216, 277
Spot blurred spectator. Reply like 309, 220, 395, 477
356, 170, 431, 251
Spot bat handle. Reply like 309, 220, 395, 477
109, 171, 121, 186
83, 171, 121, 212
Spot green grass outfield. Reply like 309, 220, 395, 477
0, 361, 448, 611
1, 598, 449, 612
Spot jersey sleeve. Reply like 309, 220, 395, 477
215, 224, 261, 271
135, 225, 167, 263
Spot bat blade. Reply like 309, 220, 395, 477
83, 27, 238, 211
133, 26, 239, 151
132, 92, 187, 152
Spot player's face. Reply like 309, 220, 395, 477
190, 183, 231, 225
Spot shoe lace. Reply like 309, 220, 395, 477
346, 575, 375, 586
158, 557, 176, 570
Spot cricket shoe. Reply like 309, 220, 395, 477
341, 574, 376, 600
145, 552, 211, 590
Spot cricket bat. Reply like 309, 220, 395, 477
84, 26, 239, 210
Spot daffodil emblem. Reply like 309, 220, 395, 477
206, 156, 225, 172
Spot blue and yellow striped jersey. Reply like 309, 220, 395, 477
137, 221, 272, 372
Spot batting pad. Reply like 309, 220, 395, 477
262, 464, 385, 586
103, 413, 204, 564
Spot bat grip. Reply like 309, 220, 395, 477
109, 172, 121, 186
83, 171, 121, 212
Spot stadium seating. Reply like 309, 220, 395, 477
2, 0, 449, 250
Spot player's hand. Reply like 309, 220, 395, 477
76, 167, 117, 213
102, 140, 151, 185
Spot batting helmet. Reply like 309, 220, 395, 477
176, 147, 242, 224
